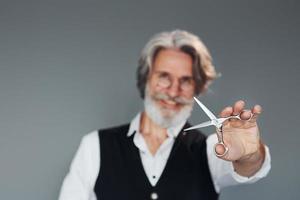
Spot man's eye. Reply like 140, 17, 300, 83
181, 78, 193, 84
159, 73, 169, 79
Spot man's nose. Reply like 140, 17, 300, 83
167, 80, 180, 98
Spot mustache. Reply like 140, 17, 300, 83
152, 92, 194, 105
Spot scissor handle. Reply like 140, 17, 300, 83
217, 115, 241, 124
214, 142, 229, 157
218, 113, 253, 124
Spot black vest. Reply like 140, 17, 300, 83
94, 123, 218, 200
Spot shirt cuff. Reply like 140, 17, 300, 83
228, 145, 271, 183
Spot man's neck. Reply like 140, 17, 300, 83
139, 111, 168, 155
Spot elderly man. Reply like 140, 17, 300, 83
59, 30, 271, 200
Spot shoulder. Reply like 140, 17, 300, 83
183, 122, 208, 144
79, 124, 130, 146
98, 123, 130, 138
82, 130, 99, 143
76, 130, 100, 156
176, 123, 208, 155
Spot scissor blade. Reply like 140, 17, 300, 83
193, 97, 217, 120
184, 121, 214, 131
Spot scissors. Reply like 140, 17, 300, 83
184, 97, 245, 157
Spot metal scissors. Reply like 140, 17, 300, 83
184, 97, 244, 157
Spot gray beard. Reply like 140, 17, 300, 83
144, 90, 194, 128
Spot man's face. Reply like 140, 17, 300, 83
144, 48, 195, 128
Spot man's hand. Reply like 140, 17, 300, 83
216, 100, 266, 177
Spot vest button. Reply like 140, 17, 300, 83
150, 192, 158, 199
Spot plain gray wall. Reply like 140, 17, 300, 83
0, 0, 299, 199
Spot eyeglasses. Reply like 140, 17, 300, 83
153, 71, 195, 92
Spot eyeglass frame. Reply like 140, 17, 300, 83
150, 70, 196, 92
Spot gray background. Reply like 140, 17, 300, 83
0, 0, 299, 199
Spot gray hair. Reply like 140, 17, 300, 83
136, 30, 218, 98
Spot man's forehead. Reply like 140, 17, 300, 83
151, 48, 194, 77
153, 69, 194, 78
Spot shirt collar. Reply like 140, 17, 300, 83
127, 112, 187, 138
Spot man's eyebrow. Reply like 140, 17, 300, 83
153, 70, 193, 79
180, 75, 194, 80
152, 70, 170, 75
153, 70, 168, 73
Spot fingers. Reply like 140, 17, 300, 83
219, 100, 245, 118
219, 106, 233, 117
249, 104, 262, 122
219, 100, 262, 122
240, 110, 252, 120
233, 100, 245, 115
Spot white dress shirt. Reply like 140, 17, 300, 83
59, 113, 271, 200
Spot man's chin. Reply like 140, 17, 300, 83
155, 104, 192, 127
144, 91, 193, 128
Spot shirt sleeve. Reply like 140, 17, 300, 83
206, 134, 271, 193
58, 131, 100, 200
